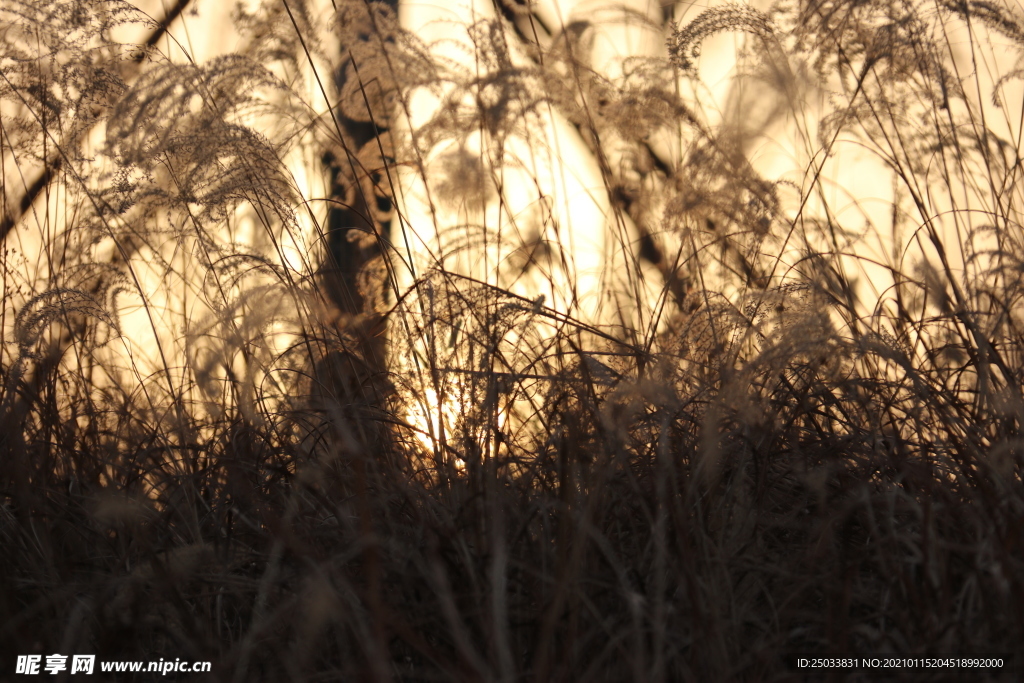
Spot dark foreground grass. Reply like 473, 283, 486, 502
2, 0, 1024, 680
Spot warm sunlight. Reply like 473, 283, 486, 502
4, 0, 1024, 679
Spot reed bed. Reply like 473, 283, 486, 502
1, 0, 1022, 680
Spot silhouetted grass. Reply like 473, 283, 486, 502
1, 0, 1022, 681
